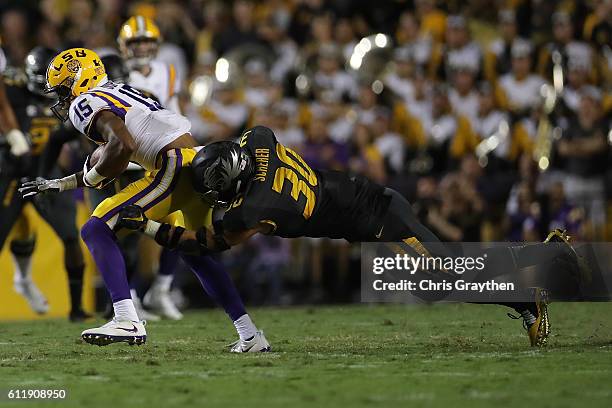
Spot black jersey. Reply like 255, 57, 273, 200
223, 126, 391, 242
4, 79, 79, 177
6, 82, 61, 157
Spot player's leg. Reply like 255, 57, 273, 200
0, 177, 49, 314
143, 247, 184, 320
8, 214, 49, 314
88, 181, 160, 321
379, 188, 550, 346
80, 150, 185, 345
34, 188, 90, 321
180, 253, 270, 352
174, 161, 269, 352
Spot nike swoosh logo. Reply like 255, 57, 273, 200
118, 324, 139, 333
375, 225, 384, 239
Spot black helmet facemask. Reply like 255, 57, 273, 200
192, 142, 253, 208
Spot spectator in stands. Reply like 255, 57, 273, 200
430, 15, 481, 80
448, 51, 479, 126
504, 181, 541, 242
484, 8, 518, 81
497, 38, 546, 118
313, 43, 357, 102
556, 86, 608, 238
384, 46, 417, 104
394, 11, 432, 67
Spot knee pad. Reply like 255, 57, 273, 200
10, 237, 36, 257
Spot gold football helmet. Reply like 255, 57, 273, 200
117, 16, 161, 70
46, 48, 106, 121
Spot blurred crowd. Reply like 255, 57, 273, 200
1, 0, 610, 304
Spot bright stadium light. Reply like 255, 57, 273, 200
350, 53, 363, 69
374, 33, 387, 48
215, 58, 230, 83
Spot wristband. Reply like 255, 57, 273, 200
83, 167, 106, 187
144, 220, 161, 237
57, 174, 78, 192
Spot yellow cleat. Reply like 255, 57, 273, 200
544, 228, 571, 244
508, 288, 550, 347
528, 288, 550, 347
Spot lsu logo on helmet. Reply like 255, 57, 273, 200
46, 48, 106, 120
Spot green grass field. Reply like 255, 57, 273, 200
1, 303, 611, 408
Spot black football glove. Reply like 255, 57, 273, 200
117, 204, 148, 231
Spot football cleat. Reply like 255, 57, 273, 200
13, 279, 49, 314
143, 285, 184, 320
81, 319, 147, 346
229, 331, 271, 353
509, 288, 550, 347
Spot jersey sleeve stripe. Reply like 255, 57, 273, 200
88, 92, 129, 118
92, 90, 132, 109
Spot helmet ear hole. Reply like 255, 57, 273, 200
80, 78, 89, 88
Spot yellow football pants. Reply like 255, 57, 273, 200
91, 148, 211, 230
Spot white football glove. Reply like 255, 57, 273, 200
6, 129, 30, 157
19, 175, 77, 198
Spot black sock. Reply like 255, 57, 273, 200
66, 265, 85, 312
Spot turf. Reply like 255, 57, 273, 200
0, 303, 611, 408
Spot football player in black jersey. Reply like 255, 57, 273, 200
0, 46, 89, 321
117, 126, 581, 347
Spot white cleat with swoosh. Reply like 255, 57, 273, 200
81, 319, 147, 346
229, 331, 271, 353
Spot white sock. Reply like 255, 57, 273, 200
155, 275, 173, 292
233, 314, 257, 341
113, 299, 140, 322
11, 254, 33, 282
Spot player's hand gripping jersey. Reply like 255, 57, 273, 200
68, 79, 190, 171
223, 127, 391, 241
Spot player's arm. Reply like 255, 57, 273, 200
19, 109, 136, 197
87, 110, 136, 183
116, 204, 270, 254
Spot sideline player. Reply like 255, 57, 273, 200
117, 15, 183, 320
117, 126, 586, 347
20, 48, 269, 352
0, 46, 90, 320
0, 42, 39, 312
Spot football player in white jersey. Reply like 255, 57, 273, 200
118, 15, 180, 113
20, 48, 270, 352
117, 16, 184, 320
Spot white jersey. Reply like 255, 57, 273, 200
69, 78, 190, 171
129, 60, 180, 113
499, 73, 546, 111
